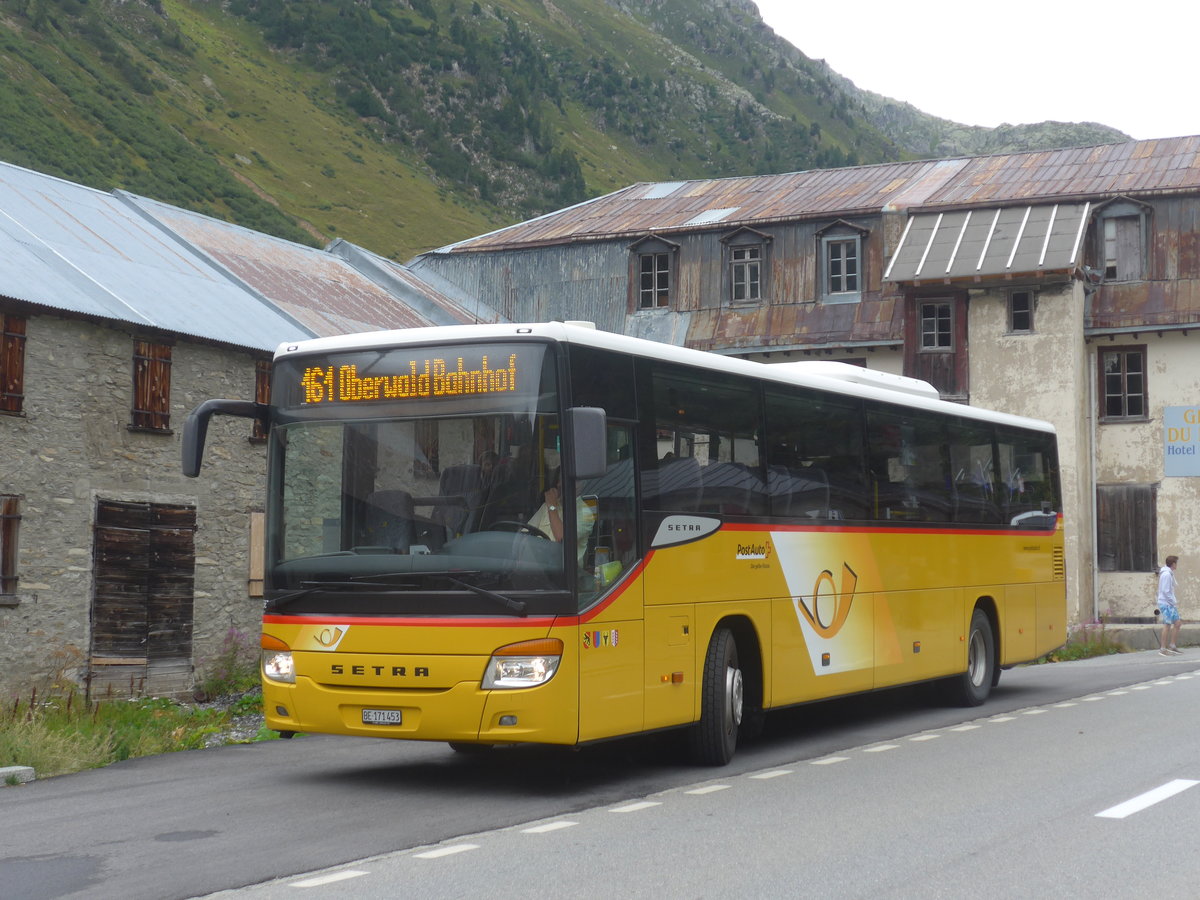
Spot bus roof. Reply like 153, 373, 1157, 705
275, 322, 1055, 434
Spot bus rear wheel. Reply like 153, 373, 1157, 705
688, 627, 742, 766
948, 608, 995, 707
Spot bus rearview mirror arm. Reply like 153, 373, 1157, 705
182, 399, 262, 477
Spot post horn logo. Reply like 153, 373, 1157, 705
315, 626, 345, 648
794, 563, 858, 639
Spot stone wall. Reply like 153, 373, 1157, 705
0, 313, 267, 697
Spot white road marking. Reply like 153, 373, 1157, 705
611, 801, 661, 813
910, 734, 940, 742
749, 769, 793, 779
863, 744, 898, 753
811, 756, 849, 765
950, 724, 980, 732
989, 716, 1016, 723
1022, 709, 1046, 715
1053, 702, 1077, 708
290, 870, 368, 887
1096, 780, 1200, 819
522, 821, 578, 833
415, 844, 479, 859
685, 784, 731, 795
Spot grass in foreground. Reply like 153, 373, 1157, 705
1037, 620, 1130, 663
0, 688, 273, 781
2, 628, 273, 781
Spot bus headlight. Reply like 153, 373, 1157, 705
482, 638, 563, 689
261, 634, 295, 684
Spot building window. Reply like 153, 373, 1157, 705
1096, 484, 1156, 571
1100, 346, 1147, 420
638, 252, 671, 309
251, 359, 270, 442
1101, 215, 1144, 281
1, 314, 27, 415
823, 236, 860, 300
730, 245, 762, 302
1008, 290, 1034, 332
920, 302, 953, 350
0, 494, 19, 598
131, 340, 172, 432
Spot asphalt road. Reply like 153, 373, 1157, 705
1, 650, 1196, 900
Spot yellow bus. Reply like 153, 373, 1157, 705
184, 322, 1064, 765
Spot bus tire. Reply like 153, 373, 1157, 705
949, 608, 995, 707
688, 627, 742, 766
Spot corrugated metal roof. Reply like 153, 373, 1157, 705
0, 162, 311, 351
437, 136, 1200, 254
884, 202, 1090, 283
127, 195, 456, 337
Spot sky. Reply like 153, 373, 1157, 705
751, 0, 1198, 141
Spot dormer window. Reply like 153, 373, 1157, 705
817, 220, 868, 303
721, 226, 771, 304
1093, 199, 1149, 282
629, 235, 680, 311
731, 246, 761, 301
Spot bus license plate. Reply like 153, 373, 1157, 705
362, 708, 402, 726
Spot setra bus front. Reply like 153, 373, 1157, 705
186, 330, 610, 748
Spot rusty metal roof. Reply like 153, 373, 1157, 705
130, 196, 474, 337
436, 136, 1200, 254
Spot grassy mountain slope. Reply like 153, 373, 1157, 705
0, 0, 1129, 262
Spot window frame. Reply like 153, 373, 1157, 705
729, 243, 763, 304
0, 494, 19, 601
1093, 200, 1149, 282
1098, 345, 1148, 422
821, 234, 862, 302
1008, 289, 1035, 333
919, 301, 954, 352
637, 251, 672, 310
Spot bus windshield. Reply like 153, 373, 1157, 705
266, 342, 582, 617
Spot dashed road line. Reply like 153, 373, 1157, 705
611, 801, 661, 813
685, 784, 731, 795
521, 821, 578, 834
414, 844, 479, 859
749, 769, 793, 779
290, 871, 368, 888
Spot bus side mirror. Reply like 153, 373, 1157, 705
568, 406, 607, 480
182, 399, 262, 477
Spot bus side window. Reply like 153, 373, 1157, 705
766, 387, 867, 521
644, 362, 764, 517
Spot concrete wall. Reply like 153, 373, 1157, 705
964, 281, 1094, 624
1093, 332, 1200, 619
0, 313, 267, 696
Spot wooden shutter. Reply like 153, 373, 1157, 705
1, 314, 26, 414
132, 340, 172, 430
91, 500, 196, 696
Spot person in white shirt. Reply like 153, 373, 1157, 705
1157, 555, 1182, 656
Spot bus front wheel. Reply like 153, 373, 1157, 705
688, 627, 742, 766
949, 609, 995, 707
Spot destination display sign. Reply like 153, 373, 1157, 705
274, 343, 542, 410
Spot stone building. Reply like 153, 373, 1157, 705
410, 135, 1200, 626
0, 162, 485, 697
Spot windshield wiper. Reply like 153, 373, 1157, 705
445, 576, 528, 616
